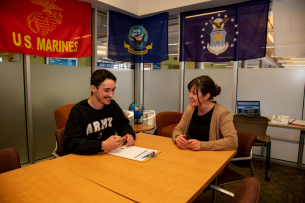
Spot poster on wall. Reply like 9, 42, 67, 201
47, 57, 78, 66
0, 0, 92, 58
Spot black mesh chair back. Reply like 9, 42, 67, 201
233, 115, 268, 135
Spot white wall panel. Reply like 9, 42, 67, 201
0, 62, 28, 164
31, 64, 91, 160
144, 69, 180, 133
103, 69, 134, 110
144, 69, 180, 114
184, 69, 234, 112
238, 68, 305, 163
253, 140, 299, 163
238, 68, 305, 119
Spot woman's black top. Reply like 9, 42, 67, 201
188, 106, 215, 141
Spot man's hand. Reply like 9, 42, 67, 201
122, 134, 134, 146
176, 135, 188, 149
102, 135, 123, 151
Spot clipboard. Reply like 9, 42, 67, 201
108, 145, 161, 163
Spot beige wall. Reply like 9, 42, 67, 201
139, 0, 211, 16
96, 0, 211, 16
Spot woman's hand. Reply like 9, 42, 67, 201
187, 139, 200, 151
176, 135, 188, 149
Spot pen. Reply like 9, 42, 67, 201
114, 135, 126, 142
289, 119, 296, 124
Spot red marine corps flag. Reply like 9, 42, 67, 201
0, 0, 92, 57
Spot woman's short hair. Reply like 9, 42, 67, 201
188, 75, 221, 101
91, 69, 116, 89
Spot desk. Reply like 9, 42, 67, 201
132, 124, 155, 132
51, 133, 236, 203
0, 160, 133, 203
231, 113, 305, 168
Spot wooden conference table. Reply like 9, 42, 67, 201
0, 133, 236, 203
132, 123, 155, 133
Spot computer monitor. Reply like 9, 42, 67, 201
237, 101, 261, 116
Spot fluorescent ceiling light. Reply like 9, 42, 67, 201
97, 46, 106, 50
1, 53, 8, 55
168, 43, 178, 45
282, 64, 305, 66
268, 33, 273, 43
225, 66, 234, 67
97, 50, 106, 56
186, 10, 226, 19
169, 54, 178, 55
278, 59, 305, 63
213, 63, 227, 66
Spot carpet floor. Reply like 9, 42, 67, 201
193, 159, 305, 203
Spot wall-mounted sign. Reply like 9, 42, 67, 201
153, 62, 161, 69
97, 59, 116, 68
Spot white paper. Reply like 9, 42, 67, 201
108, 145, 158, 162
291, 119, 305, 126
271, 115, 289, 125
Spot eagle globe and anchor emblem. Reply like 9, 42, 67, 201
27, 0, 63, 36
207, 18, 229, 55
124, 25, 153, 55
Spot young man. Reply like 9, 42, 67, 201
64, 69, 135, 155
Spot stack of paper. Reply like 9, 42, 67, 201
108, 145, 160, 162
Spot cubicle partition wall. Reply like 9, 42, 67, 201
237, 68, 305, 163
31, 64, 91, 160
102, 68, 134, 111
0, 61, 29, 164
144, 69, 180, 133
184, 69, 234, 111
144, 69, 180, 113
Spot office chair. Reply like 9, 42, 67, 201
233, 115, 271, 181
53, 104, 75, 157
54, 104, 75, 129
211, 130, 257, 202
0, 148, 21, 174
156, 111, 183, 137
53, 128, 65, 157
210, 177, 260, 203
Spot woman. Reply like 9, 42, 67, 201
172, 75, 237, 151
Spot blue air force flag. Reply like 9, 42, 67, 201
180, 0, 270, 62
108, 11, 168, 63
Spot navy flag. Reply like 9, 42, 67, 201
108, 11, 168, 63
180, 0, 269, 62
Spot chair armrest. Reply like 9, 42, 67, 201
210, 184, 234, 198
231, 148, 253, 162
